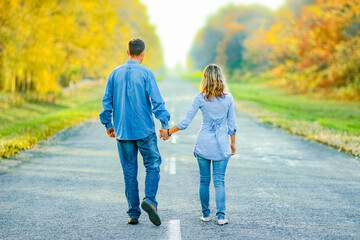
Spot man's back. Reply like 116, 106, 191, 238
100, 59, 170, 140
99, 38, 167, 226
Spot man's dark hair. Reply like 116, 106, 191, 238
128, 38, 145, 56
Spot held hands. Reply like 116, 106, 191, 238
106, 127, 171, 140
107, 128, 115, 138
159, 128, 170, 141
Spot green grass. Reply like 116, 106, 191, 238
229, 84, 360, 135
182, 72, 360, 156
0, 81, 105, 158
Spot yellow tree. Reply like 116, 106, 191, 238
0, 0, 164, 98
265, 0, 360, 97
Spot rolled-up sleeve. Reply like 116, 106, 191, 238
227, 94, 237, 135
99, 72, 114, 130
176, 94, 201, 130
146, 71, 170, 128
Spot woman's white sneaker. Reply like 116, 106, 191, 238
217, 218, 229, 225
200, 216, 211, 222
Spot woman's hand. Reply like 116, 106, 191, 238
230, 143, 236, 155
159, 126, 180, 141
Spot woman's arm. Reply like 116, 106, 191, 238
159, 126, 180, 140
227, 94, 237, 135
160, 94, 201, 140
169, 126, 180, 135
230, 134, 236, 155
227, 94, 237, 154
176, 94, 201, 130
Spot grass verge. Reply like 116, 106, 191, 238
182, 72, 360, 157
0, 81, 105, 158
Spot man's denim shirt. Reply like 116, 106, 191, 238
100, 59, 170, 140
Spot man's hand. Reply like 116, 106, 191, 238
107, 128, 115, 138
159, 129, 170, 141
230, 143, 236, 155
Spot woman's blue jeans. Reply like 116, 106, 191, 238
197, 155, 229, 219
117, 132, 161, 219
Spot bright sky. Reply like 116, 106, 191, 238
140, 0, 285, 68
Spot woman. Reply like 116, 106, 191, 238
160, 64, 237, 225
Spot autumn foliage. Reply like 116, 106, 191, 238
189, 0, 360, 100
0, 0, 163, 99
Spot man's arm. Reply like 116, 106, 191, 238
145, 71, 170, 129
99, 71, 115, 137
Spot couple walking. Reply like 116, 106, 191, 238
99, 38, 237, 226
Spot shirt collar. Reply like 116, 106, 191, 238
127, 59, 140, 64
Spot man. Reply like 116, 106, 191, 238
99, 38, 170, 226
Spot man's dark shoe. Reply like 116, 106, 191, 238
128, 217, 139, 225
141, 200, 161, 226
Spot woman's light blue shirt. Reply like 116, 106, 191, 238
176, 92, 237, 161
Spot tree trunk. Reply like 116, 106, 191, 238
26, 71, 31, 93
11, 74, 16, 94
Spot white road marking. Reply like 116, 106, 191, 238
171, 135, 178, 144
169, 219, 181, 240
169, 157, 176, 175
164, 157, 177, 175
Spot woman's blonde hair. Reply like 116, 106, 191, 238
200, 64, 227, 100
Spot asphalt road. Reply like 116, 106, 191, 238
1, 76, 360, 240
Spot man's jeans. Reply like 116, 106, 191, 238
197, 155, 229, 219
117, 132, 161, 218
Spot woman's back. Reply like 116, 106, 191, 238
198, 92, 233, 121
176, 92, 237, 161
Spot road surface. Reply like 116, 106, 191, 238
1, 76, 359, 239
